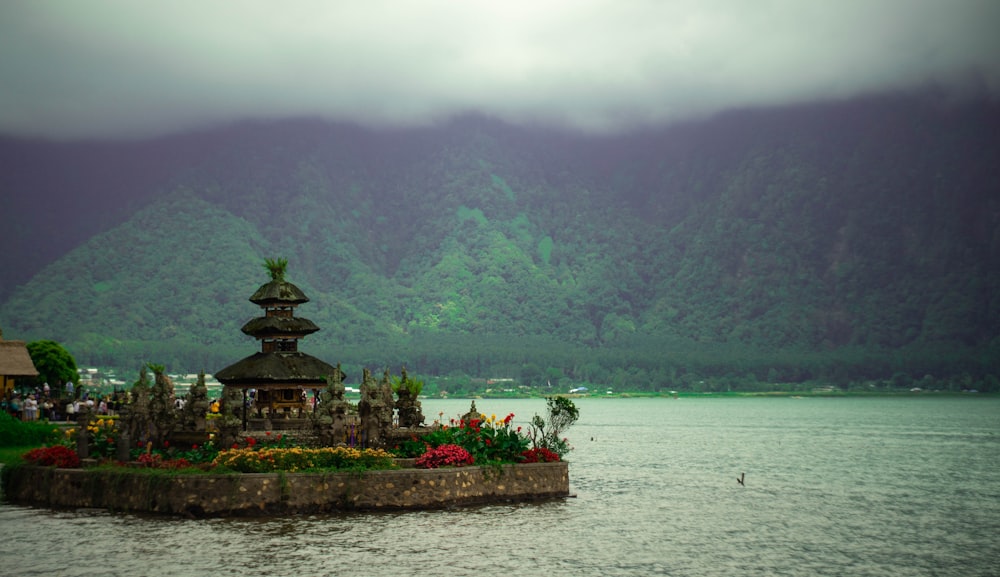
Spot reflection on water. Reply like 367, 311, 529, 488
2, 397, 998, 577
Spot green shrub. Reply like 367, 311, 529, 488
0, 411, 61, 448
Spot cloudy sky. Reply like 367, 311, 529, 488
1, 0, 998, 141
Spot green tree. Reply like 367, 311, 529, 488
528, 396, 580, 458
26, 340, 78, 391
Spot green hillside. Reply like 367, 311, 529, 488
2, 96, 998, 391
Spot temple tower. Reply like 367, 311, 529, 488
215, 260, 338, 426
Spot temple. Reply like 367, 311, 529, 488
215, 261, 338, 427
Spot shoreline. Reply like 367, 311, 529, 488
460, 390, 993, 400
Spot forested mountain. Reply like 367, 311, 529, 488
2, 93, 998, 391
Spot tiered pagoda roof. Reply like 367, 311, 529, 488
214, 351, 336, 388
239, 316, 320, 338
249, 280, 310, 305
215, 275, 336, 389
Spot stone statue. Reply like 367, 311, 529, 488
148, 366, 177, 449
358, 368, 383, 448
179, 371, 210, 432
462, 400, 481, 425
394, 366, 424, 428
217, 384, 245, 449
125, 366, 152, 447
313, 364, 351, 446
378, 369, 395, 431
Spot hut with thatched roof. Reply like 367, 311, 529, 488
0, 330, 39, 398
215, 260, 339, 428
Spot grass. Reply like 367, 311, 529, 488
0, 445, 33, 466
0, 410, 80, 470
1, 411, 63, 466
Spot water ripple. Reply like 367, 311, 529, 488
2, 397, 999, 577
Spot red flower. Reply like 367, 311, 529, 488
415, 444, 474, 469
521, 448, 560, 463
23, 446, 80, 468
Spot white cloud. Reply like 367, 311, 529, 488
1, 0, 998, 140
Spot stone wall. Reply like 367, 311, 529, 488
1, 462, 569, 517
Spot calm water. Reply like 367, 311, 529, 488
1, 396, 998, 577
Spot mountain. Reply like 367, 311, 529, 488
1, 93, 998, 390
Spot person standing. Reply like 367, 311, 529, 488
24, 395, 38, 421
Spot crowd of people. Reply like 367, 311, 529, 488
2, 381, 128, 422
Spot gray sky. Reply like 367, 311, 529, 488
1, 0, 998, 140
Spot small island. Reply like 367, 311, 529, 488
1, 260, 575, 517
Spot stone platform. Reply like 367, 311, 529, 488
1, 461, 569, 517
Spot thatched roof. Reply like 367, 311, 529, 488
0, 340, 39, 377
240, 316, 320, 337
215, 351, 337, 387
249, 280, 309, 306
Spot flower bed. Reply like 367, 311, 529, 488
213, 446, 396, 473
23, 445, 80, 468
393, 399, 578, 468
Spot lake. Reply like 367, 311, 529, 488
1, 396, 998, 576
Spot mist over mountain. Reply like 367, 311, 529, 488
1, 93, 998, 390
